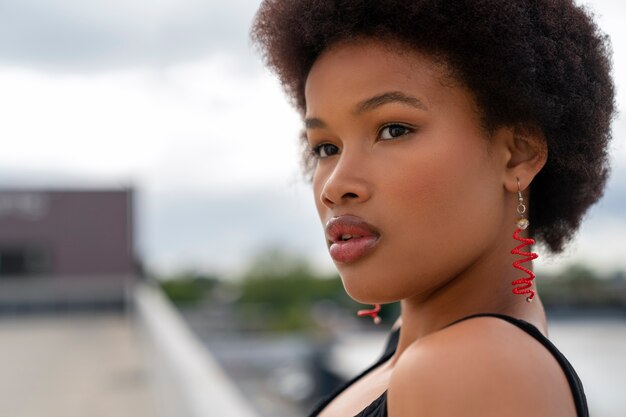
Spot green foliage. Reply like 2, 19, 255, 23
159, 272, 219, 305
233, 247, 406, 331
536, 264, 626, 308
235, 249, 351, 331
242, 247, 314, 280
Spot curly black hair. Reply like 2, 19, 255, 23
250, 0, 615, 253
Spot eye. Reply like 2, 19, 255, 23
312, 143, 340, 159
379, 123, 413, 140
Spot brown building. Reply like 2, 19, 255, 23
0, 189, 137, 311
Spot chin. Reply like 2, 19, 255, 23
338, 271, 399, 304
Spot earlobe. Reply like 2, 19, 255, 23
503, 123, 548, 192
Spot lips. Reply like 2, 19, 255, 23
325, 215, 381, 263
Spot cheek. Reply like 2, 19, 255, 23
380, 136, 504, 278
400, 150, 498, 226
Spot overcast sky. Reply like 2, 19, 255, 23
0, 0, 624, 276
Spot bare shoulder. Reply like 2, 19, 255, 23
388, 316, 577, 417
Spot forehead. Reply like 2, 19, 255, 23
304, 39, 455, 114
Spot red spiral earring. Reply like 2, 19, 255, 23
511, 178, 538, 302
357, 304, 381, 324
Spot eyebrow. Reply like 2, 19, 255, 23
304, 91, 428, 129
304, 117, 326, 129
354, 91, 428, 114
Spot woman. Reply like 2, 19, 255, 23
251, 1, 614, 416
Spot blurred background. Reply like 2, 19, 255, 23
0, 0, 624, 416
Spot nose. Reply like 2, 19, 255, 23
319, 151, 372, 209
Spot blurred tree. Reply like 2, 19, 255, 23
235, 247, 398, 331
243, 247, 314, 280
159, 271, 220, 305
537, 263, 626, 308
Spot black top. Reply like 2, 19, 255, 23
307, 313, 589, 417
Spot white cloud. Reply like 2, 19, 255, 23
0, 67, 168, 176
0, 55, 302, 193
0, 0, 261, 69
142, 56, 303, 193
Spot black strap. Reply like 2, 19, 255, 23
307, 328, 399, 416
309, 313, 589, 417
444, 313, 589, 417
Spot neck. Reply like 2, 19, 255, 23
387, 233, 547, 367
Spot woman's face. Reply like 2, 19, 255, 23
304, 39, 508, 304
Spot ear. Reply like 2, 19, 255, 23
496, 123, 548, 193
